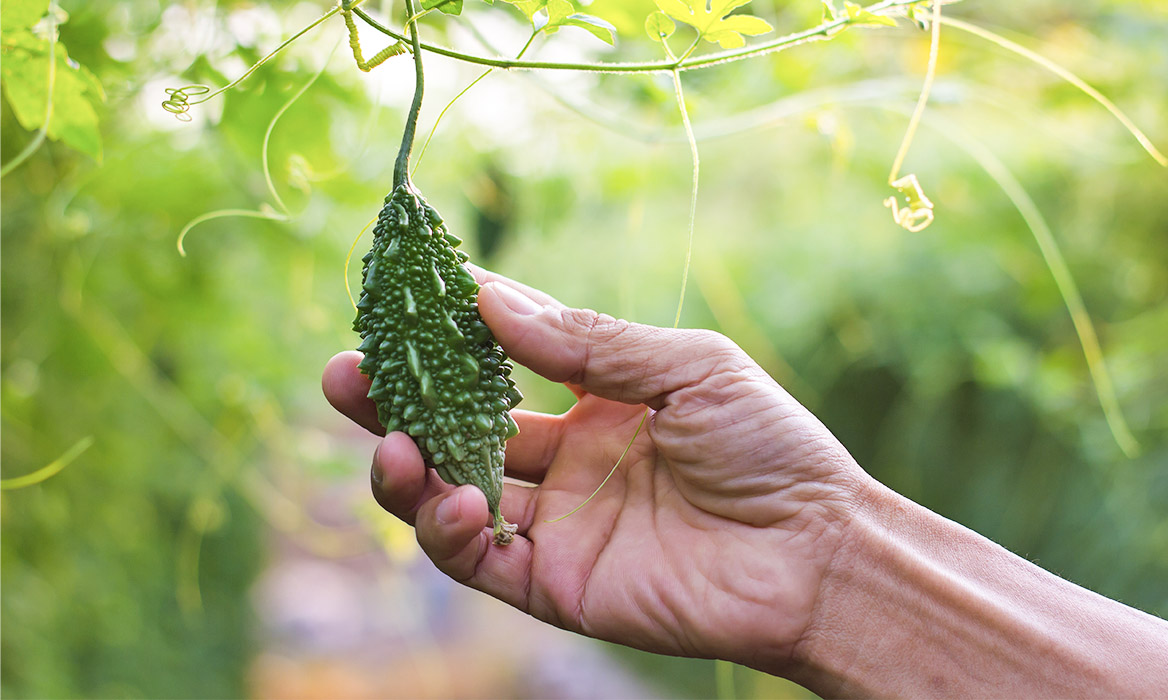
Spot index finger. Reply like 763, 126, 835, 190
323, 351, 567, 484
466, 264, 566, 309
323, 351, 384, 436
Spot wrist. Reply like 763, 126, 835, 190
781, 479, 1168, 698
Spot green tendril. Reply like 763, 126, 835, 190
940, 16, 1167, 168
161, 3, 341, 120
884, 0, 941, 232
343, 0, 409, 71
160, 85, 211, 121
545, 409, 650, 523
0, 436, 95, 491
412, 30, 539, 177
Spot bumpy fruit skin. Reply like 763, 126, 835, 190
354, 184, 523, 545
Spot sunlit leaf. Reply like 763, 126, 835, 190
907, 1, 933, 30
502, 0, 548, 22
561, 14, 617, 44
843, 1, 897, 27
547, 0, 573, 25
822, 0, 838, 22
653, 0, 772, 49
645, 10, 676, 42
423, 0, 464, 15
533, 0, 617, 44
0, 29, 105, 161
0, 0, 50, 33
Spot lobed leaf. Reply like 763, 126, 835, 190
423, 0, 464, 15
645, 10, 676, 42
843, 1, 897, 27
533, 0, 617, 44
653, 0, 772, 49
502, 0, 548, 22
560, 14, 617, 44
0, 0, 50, 33
0, 29, 105, 161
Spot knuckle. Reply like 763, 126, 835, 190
684, 329, 748, 370
693, 328, 739, 353
558, 306, 603, 335
559, 307, 632, 384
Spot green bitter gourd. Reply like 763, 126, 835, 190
352, 0, 522, 545
353, 185, 523, 545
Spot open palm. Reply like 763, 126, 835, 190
323, 271, 867, 671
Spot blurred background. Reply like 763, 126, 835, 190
2, 0, 1165, 697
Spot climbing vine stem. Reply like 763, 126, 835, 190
351, 0, 925, 75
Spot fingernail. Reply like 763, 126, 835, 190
489, 282, 543, 316
436, 490, 462, 525
370, 444, 385, 487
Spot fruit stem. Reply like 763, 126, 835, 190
394, 0, 424, 189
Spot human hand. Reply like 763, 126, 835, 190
322, 269, 872, 674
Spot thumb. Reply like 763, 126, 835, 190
478, 281, 744, 409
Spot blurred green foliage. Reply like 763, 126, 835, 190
2, 0, 1166, 697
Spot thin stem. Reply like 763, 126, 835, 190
402, 7, 433, 29
0, 436, 94, 490
956, 134, 1140, 458
715, 660, 737, 700
401, 0, 461, 33
892, 106, 1141, 458
263, 44, 335, 215
546, 38, 703, 526
675, 35, 704, 66
176, 208, 290, 257
346, 216, 379, 311
196, 4, 341, 105
544, 409, 650, 523
940, 16, 1167, 167
887, 0, 941, 183
394, 0, 425, 188
412, 30, 539, 176
662, 40, 700, 330
352, 0, 920, 74
0, 1, 59, 179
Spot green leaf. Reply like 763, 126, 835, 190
501, 0, 548, 22
906, 1, 933, 30
532, 0, 617, 44
0, 0, 50, 33
0, 29, 105, 161
645, 10, 676, 42
653, 0, 773, 49
843, 1, 897, 27
561, 14, 617, 44
546, 0, 573, 25
422, 0, 464, 16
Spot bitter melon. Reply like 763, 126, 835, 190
353, 183, 523, 545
